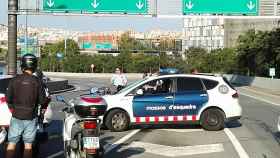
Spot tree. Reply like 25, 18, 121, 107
40, 39, 80, 71
185, 47, 208, 72
236, 29, 280, 77
0, 48, 7, 60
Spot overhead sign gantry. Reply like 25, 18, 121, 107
182, 0, 258, 15
43, 0, 148, 14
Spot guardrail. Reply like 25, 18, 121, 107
0, 76, 72, 94
44, 72, 143, 79
0, 76, 13, 94
44, 72, 280, 91
223, 74, 280, 91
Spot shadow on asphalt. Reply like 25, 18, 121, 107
225, 120, 242, 128
104, 142, 145, 158
131, 124, 202, 130
272, 132, 280, 145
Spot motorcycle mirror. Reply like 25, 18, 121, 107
62, 107, 74, 113
56, 95, 65, 102
136, 89, 144, 95
90, 87, 98, 94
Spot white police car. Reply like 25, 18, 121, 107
102, 74, 242, 132
0, 93, 12, 144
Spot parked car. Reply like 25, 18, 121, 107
101, 73, 242, 132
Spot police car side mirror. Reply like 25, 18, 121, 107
136, 89, 144, 95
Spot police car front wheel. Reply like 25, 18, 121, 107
105, 109, 130, 132
201, 108, 225, 131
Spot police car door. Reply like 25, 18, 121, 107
132, 78, 175, 120
173, 77, 209, 119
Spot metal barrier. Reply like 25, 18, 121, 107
0, 76, 72, 94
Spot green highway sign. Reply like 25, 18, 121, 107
96, 42, 113, 49
43, 0, 148, 14
183, 0, 258, 15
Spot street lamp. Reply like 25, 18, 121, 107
154, 40, 161, 70
25, 1, 28, 56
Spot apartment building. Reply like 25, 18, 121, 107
183, 18, 280, 51
182, 0, 280, 51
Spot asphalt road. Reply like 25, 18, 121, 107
2, 77, 280, 158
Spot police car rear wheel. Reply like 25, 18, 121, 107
201, 109, 224, 131
105, 109, 129, 132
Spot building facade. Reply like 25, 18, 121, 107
182, 0, 280, 51
183, 18, 225, 51
259, 0, 280, 16
183, 18, 280, 51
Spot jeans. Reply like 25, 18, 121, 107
8, 117, 37, 144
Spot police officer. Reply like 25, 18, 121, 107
5, 54, 46, 158
111, 67, 127, 92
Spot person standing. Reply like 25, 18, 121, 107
5, 54, 46, 158
191, 68, 199, 74
111, 67, 127, 92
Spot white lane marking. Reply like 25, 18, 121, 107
239, 87, 280, 98
104, 129, 141, 154
47, 129, 141, 157
47, 151, 64, 158
239, 92, 280, 106
224, 128, 250, 158
122, 141, 224, 157
157, 129, 204, 133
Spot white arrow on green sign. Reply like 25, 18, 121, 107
43, 0, 148, 14
183, 0, 258, 15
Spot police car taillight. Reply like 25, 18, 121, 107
0, 96, 6, 104
232, 92, 239, 98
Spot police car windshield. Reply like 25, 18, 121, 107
117, 78, 147, 94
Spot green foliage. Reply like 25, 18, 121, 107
118, 32, 146, 51
0, 48, 7, 59
40, 39, 80, 71
236, 28, 280, 77
39, 39, 238, 74
38, 29, 280, 78
184, 47, 237, 74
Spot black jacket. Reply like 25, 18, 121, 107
6, 73, 46, 120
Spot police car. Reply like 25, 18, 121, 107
0, 76, 13, 143
102, 74, 242, 132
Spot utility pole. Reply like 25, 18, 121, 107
25, 9, 28, 56
8, 0, 18, 75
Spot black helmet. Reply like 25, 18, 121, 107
21, 54, 38, 72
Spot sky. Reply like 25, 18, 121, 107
0, 0, 183, 32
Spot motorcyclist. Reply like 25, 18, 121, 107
5, 54, 47, 158
33, 69, 52, 127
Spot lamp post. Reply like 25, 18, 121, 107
8, 0, 18, 75
25, 4, 28, 56
154, 40, 161, 71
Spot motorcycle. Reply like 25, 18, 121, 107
56, 88, 107, 158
